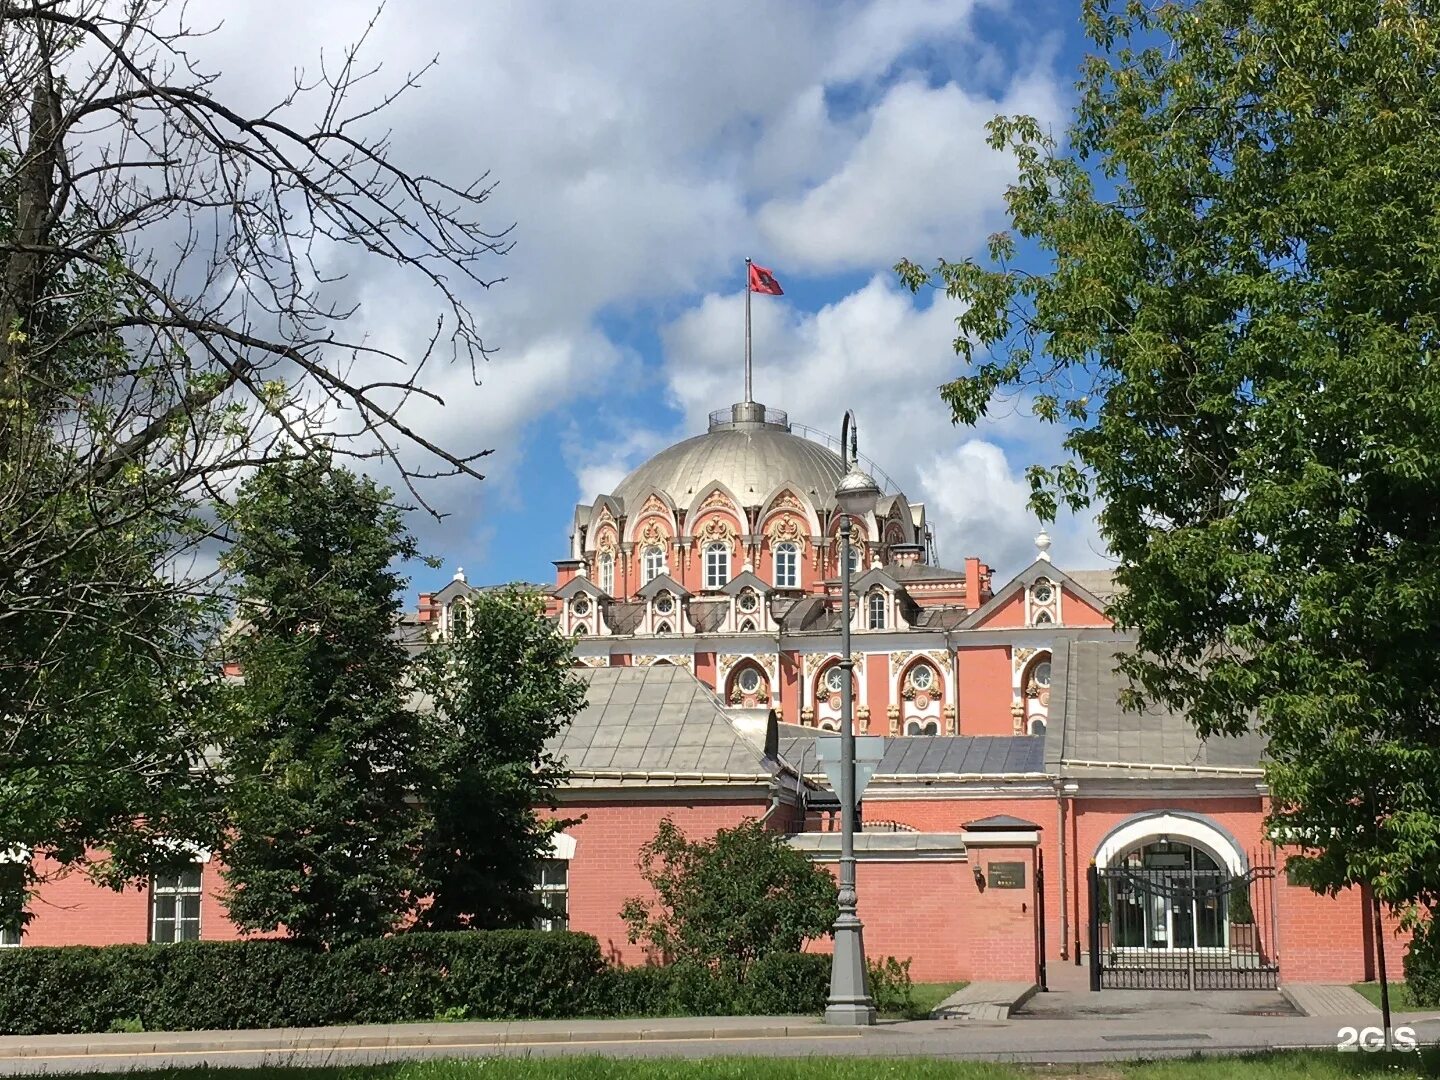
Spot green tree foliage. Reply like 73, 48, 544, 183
411, 587, 583, 930
621, 818, 839, 979
898, 1, 1440, 914
220, 457, 430, 947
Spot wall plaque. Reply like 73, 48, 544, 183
987, 861, 1026, 889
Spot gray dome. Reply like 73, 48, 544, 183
611, 402, 847, 511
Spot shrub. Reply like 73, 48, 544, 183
741, 952, 830, 1015
1404, 918, 1440, 1007
866, 955, 915, 1016
621, 818, 838, 980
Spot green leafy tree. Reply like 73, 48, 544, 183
220, 457, 430, 947
899, 0, 1440, 917
621, 818, 839, 979
411, 587, 583, 930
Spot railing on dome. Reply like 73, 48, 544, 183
790, 423, 901, 495
710, 405, 791, 428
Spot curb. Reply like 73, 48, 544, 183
0, 1021, 849, 1060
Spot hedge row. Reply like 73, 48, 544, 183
0, 932, 835, 1035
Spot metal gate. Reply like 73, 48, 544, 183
1088, 860, 1279, 990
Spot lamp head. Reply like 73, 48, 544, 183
835, 464, 881, 517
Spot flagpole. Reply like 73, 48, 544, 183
744, 257, 753, 403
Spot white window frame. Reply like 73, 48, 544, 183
867, 590, 885, 629
532, 859, 569, 932
824, 666, 845, 694
151, 863, 203, 943
704, 542, 730, 589
737, 667, 761, 694
642, 545, 665, 584
910, 664, 934, 691
773, 542, 799, 588
0, 848, 27, 948
598, 553, 614, 595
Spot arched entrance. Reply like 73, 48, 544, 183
1088, 815, 1278, 991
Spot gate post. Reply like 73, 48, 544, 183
1087, 864, 1101, 991
1035, 849, 1048, 991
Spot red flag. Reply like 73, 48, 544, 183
748, 263, 784, 296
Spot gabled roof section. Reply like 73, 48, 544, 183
1045, 639, 1265, 777
721, 570, 769, 596
959, 559, 1110, 630
851, 566, 902, 593
550, 666, 772, 781
779, 596, 831, 632
635, 573, 690, 600
555, 575, 607, 601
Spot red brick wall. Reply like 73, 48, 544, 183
23, 854, 247, 947
551, 797, 768, 965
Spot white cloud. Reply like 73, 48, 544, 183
758, 73, 1066, 272
144, 0, 1072, 575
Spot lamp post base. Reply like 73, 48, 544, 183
824, 1001, 878, 1026
825, 915, 876, 1026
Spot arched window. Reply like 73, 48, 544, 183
773, 542, 799, 588
598, 553, 614, 595
704, 542, 730, 589
655, 621, 672, 636
739, 618, 756, 632
1029, 718, 1047, 737
642, 545, 664, 584
845, 544, 862, 575
867, 590, 885, 629
449, 600, 470, 636
1034, 610, 1053, 625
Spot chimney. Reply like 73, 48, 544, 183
554, 559, 583, 588
964, 557, 982, 610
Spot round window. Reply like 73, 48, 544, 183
824, 666, 845, 694
738, 668, 761, 694
572, 597, 590, 616
910, 665, 933, 691
655, 593, 674, 615
738, 590, 759, 612
1033, 661, 1051, 688
1032, 580, 1053, 604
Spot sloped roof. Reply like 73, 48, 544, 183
777, 728, 1046, 778
551, 665, 770, 779
1045, 639, 1265, 775
1067, 569, 1119, 602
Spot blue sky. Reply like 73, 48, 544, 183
204, 0, 1111, 594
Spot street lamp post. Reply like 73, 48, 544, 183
825, 410, 880, 1027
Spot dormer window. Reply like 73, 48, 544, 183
773, 542, 798, 588
867, 590, 885, 629
704, 542, 730, 589
449, 600, 470, 635
572, 597, 590, 617
656, 621, 672, 636
642, 545, 664, 584
655, 592, 675, 615
739, 618, 756, 632
738, 589, 759, 613
574, 624, 588, 636
1032, 578, 1053, 604
1034, 610, 1053, 625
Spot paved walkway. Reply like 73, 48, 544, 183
1281, 984, 1380, 1016
2, 1005, 1438, 1073
930, 982, 1036, 1020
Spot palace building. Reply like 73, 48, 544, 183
15, 392, 1405, 995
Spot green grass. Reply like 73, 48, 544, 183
63, 1051, 1440, 1080
893, 980, 969, 1020
1350, 981, 1428, 1011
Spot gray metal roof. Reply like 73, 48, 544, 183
778, 730, 1046, 778
610, 415, 849, 510
1068, 569, 1119, 601
1045, 639, 1265, 774
550, 665, 770, 777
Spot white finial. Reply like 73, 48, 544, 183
742, 559, 754, 574
453, 565, 467, 582
576, 561, 587, 577
1035, 530, 1052, 562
